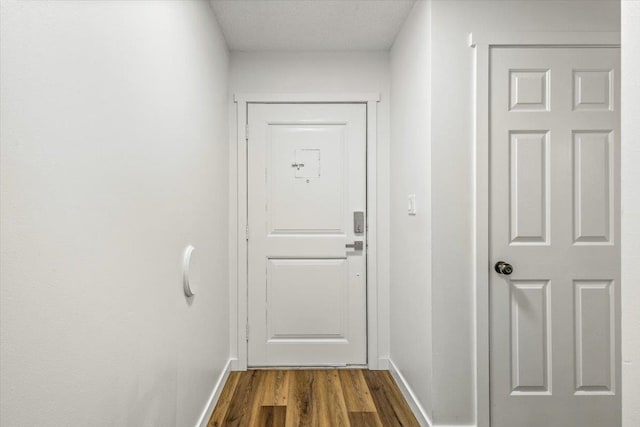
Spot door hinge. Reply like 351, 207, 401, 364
245, 225, 249, 241
245, 124, 249, 141
246, 324, 250, 341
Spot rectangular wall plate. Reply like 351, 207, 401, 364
408, 194, 417, 215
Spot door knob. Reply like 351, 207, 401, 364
494, 261, 513, 275
346, 241, 363, 251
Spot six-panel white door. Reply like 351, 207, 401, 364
490, 47, 620, 427
247, 103, 367, 367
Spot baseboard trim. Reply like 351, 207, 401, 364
388, 358, 433, 427
195, 358, 235, 427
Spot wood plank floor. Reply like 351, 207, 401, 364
207, 369, 419, 427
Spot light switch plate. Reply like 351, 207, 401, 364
408, 194, 417, 215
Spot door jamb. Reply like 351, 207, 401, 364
469, 32, 620, 427
231, 93, 381, 371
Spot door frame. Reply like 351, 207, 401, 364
469, 32, 620, 427
230, 93, 380, 371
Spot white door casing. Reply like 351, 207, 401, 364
247, 103, 368, 367
489, 47, 620, 427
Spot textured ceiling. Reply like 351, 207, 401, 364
210, 0, 417, 51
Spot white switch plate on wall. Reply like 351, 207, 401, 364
408, 194, 417, 215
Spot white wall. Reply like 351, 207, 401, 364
389, 0, 434, 422
0, 1, 229, 426
390, 1, 621, 425
228, 51, 391, 366
622, 1, 640, 426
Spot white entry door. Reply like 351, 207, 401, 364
247, 103, 367, 367
490, 47, 620, 427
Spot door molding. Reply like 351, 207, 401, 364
469, 32, 620, 427
231, 93, 380, 371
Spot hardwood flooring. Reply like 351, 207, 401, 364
207, 369, 419, 427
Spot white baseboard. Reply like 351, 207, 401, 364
387, 358, 433, 427
195, 358, 235, 427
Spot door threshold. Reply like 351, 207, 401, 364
249, 364, 368, 370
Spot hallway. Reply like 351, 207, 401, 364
1, 1, 640, 426
208, 370, 418, 426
